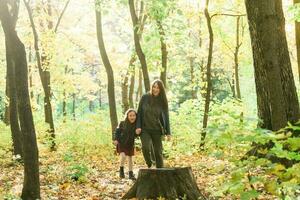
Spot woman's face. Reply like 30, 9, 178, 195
152, 83, 160, 96
127, 111, 137, 123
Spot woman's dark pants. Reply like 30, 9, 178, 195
140, 130, 163, 168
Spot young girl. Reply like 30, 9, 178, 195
113, 109, 137, 180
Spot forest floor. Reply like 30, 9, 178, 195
0, 141, 226, 200
0, 140, 277, 200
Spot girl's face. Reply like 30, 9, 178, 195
152, 83, 160, 96
127, 111, 137, 123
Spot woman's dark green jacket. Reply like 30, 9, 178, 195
136, 93, 170, 135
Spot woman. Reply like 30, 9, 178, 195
113, 109, 137, 180
136, 79, 171, 168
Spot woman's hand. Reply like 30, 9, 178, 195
113, 140, 118, 146
136, 128, 142, 135
166, 135, 171, 141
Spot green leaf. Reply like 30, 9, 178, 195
240, 190, 260, 200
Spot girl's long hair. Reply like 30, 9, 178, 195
150, 79, 168, 110
123, 109, 137, 130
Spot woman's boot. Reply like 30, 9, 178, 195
128, 171, 136, 180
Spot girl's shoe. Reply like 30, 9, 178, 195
119, 167, 125, 178
128, 171, 136, 180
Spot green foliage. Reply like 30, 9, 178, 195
146, 0, 176, 21
68, 163, 89, 182
0, 123, 11, 159
3, 194, 22, 200
288, 3, 300, 22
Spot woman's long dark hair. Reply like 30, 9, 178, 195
150, 79, 168, 110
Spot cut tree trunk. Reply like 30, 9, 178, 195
122, 167, 206, 200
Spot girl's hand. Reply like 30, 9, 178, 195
136, 128, 142, 135
113, 140, 118, 146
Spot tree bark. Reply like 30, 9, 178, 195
62, 66, 68, 122
95, 1, 118, 133
28, 44, 34, 99
122, 54, 137, 111
62, 89, 67, 121
98, 79, 102, 108
72, 93, 76, 121
0, 1, 40, 198
234, 16, 241, 99
135, 68, 143, 106
201, 0, 214, 147
4, 78, 10, 125
157, 20, 168, 87
123, 167, 206, 200
190, 57, 196, 99
123, 3, 145, 111
294, 0, 300, 84
129, 0, 150, 92
129, 65, 135, 108
245, 0, 300, 130
121, 70, 130, 113
6, 40, 23, 158
23, 0, 56, 150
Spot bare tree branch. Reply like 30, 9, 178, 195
54, 0, 71, 33
211, 13, 246, 19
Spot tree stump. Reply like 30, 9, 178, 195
122, 167, 206, 200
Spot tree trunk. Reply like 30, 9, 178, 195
135, 68, 143, 106
234, 16, 241, 99
6, 40, 23, 158
28, 44, 34, 99
98, 80, 102, 108
0, 1, 40, 198
123, 54, 137, 112
4, 78, 10, 125
62, 89, 66, 121
129, 65, 135, 108
72, 93, 76, 121
121, 70, 130, 114
89, 101, 94, 112
123, 167, 206, 200
294, 0, 300, 84
230, 73, 236, 98
201, 0, 214, 147
198, 14, 206, 100
190, 57, 197, 99
245, 0, 300, 131
95, 1, 118, 133
62, 66, 67, 122
23, 0, 56, 150
157, 20, 167, 87
129, 0, 150, 92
